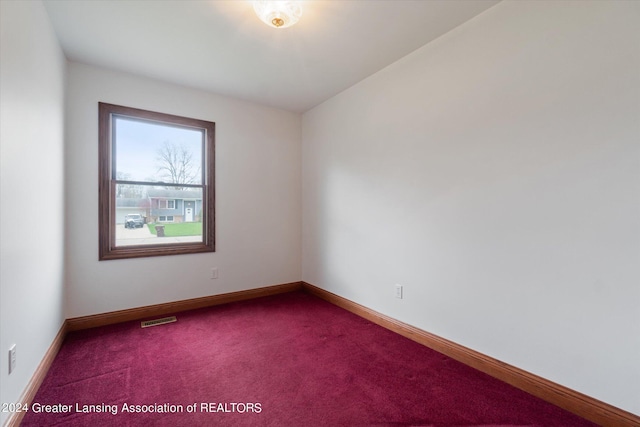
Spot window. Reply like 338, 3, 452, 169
158, 199, 176, 209
99, 103, 215, 260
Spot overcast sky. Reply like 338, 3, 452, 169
114, 117, 202, 182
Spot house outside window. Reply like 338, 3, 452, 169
99, 103, 215, 260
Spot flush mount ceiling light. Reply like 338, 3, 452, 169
253, 1, 302, 29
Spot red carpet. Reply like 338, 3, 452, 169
22, 291, 597, 426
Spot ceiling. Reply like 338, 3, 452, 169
43, 0, 499, 113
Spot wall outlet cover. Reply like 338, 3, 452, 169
395, 284, 403, 299
8, 344, 16, 374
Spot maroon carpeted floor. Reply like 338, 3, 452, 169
22, 291, 597, 426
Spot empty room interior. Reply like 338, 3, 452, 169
1, 1, 639, 426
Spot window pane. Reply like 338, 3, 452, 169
114, 117, 203, 184
115, 184, 203, 247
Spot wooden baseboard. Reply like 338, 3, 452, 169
302, 282, 640, 427
66, 281, 303, 331
10, 281, 638, 427
4, 322, 68, 427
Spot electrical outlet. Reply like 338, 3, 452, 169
210, 268, 218, 279
395, 284, 403, 299
8, 344, 16, 374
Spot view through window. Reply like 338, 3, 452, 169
99, 103, 215, 260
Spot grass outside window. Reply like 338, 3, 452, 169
148, 222, 202, 237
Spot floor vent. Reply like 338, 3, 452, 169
141, 316, 177, 328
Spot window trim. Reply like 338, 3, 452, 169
99, 102, 215, 260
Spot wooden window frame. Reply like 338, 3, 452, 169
98, 102, 215, 260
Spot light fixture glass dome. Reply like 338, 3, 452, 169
253, 1, 302, 29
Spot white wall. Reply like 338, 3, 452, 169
65, 63, 301, 318
302, 0, 640, 415
0, 1, 67, 425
